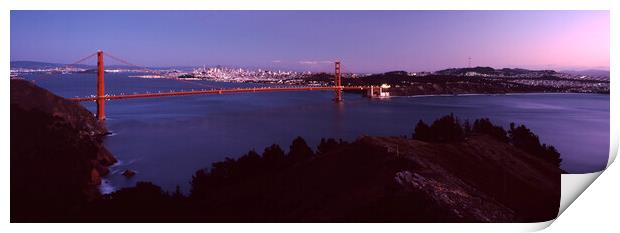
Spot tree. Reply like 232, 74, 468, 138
189, 169, 209, 199
262, 144, 286, 169
508, 124, 541, 154
508, 124, 562, 167
472, 118, 508, 142
541, 144, 562, 167
317, 138, 340, 155
428, 114, 464, 142
236, 149, 262, 175
413, 120, 432, 141
263, 144, 285, 161
413, 115, 465, 142
463, 119, 472, 136
289, 136, 314, 162
172, 185, 184, 200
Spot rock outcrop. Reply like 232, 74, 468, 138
122, 169, 137, 178
364, 135, 561, 222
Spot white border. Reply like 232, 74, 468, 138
0, 0, 615, 10
1, 0, 616, 232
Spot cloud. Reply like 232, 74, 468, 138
271, 60, 282, 63
298, 60, 333, 65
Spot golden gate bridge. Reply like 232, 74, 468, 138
67, 50, 381, 121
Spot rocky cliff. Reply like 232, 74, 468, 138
11, 79, 116, 222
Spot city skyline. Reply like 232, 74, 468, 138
10, 10, 609, 73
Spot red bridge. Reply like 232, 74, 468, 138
67, 50, 379, 121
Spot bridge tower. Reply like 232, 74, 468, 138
96, 50, 105, 121
334, 61, 342, 102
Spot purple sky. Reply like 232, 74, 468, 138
10, 11, 609, 73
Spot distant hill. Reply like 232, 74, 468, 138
11, 61, 93, 69
435, 67, 556, 76
10, 60, 192, 71
560, 69, 609, 78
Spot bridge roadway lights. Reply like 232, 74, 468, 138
74, 53, 373, 117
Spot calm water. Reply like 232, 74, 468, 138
22, 73, 610, 192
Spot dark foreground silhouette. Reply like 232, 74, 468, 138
11, 80, 116, 222
10, 79, 561, 223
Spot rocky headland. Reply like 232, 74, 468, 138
11, 79, 116, 221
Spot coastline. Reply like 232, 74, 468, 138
388, 92, 609, 99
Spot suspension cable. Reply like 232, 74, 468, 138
66, 52, 97, 67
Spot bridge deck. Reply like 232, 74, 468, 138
68, 86, 373, 102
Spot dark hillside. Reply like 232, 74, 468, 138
11, 79, 116, 222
